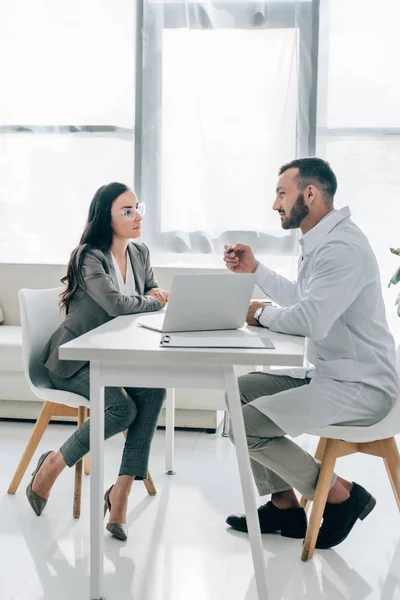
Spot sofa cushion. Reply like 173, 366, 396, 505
0, 326, 23, 372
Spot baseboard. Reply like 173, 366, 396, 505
158, 408, 225, 431
0, 400, 47, 420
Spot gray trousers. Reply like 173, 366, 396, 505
49, 366, 165, 479
230, 372, 337, 500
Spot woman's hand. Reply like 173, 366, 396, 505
146, 288, 169, 308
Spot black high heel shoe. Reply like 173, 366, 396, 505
104, 485, 128, 541
26, 451, 52, 516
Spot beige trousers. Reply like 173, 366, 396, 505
230, 372, 337, 500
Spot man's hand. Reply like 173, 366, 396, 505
246, 301, 266, 326
146, 288, 169, 308
223, 243, 258, 274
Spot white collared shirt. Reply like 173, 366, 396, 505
111, 253, 136, 296
256, 207, 399, 403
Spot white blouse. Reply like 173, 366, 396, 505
111, 253, 136, 296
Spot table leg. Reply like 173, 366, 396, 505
224, 366, 268, 600
90, 361, 105, 600
222, 410, 230, 437
165, 388, 175, 475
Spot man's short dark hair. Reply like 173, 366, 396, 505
279, 157, 337, 201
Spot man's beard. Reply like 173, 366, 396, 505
280, 193, 309, 229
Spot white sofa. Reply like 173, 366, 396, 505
0, 262, 240, 430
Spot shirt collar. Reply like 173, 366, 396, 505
299, 206, 351, 255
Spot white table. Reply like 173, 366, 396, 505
59, 315, 304, 600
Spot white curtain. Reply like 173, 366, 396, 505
161, 27, 298, 236
316, 0, 400, 339
139, 0, 315, 263
0, 0, 135, 264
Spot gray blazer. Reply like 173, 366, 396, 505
41, 242, 161, 378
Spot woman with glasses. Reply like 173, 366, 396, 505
29, 183, 168, 541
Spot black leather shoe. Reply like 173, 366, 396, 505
315, 482, 376, 549
226, 501, 307, 539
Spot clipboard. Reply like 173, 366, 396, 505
160, 334, 275, 349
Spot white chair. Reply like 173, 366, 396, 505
301, 344, 400, 561
7, 288, 156, 518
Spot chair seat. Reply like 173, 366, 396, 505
309, 399, 400, 443
0, 326, 23, 372
35, 384, 90, 408
310, 421, 398, 443
309, 424, 389, 443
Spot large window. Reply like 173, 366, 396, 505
2, 0, 399, 338
316, 0, 400, 337
0, 0, 135, 264
138, 1, 317, 268
0, 0, 317, 272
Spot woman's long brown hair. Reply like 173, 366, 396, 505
60, 182, 129, 314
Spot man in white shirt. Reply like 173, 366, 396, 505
224, 157, 399, 549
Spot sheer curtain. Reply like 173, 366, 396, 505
0, 0, 135, 264
138, 0, 317, 270
316, 0, 400, 339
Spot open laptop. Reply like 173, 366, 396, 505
138, 273, 255, 333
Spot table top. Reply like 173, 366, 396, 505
59, 314, 305, 368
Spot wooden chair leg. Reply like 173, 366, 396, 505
300, 496, 310, 510
314, 438, 328, 463
7, 401, 54, 494
302, 438, 340, 562
300, 438, 328, 514
121, 429, 157, 495
143, 472, 157, 496
83, 408, 90, 475
381, 437, 400, 511
73, 406, 86, 518
83, 454, 91, 476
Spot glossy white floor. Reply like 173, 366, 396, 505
1, 421, 400, 600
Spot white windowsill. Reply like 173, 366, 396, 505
0, 252, 298, 274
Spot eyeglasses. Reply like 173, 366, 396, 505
112, 202, 146, 220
